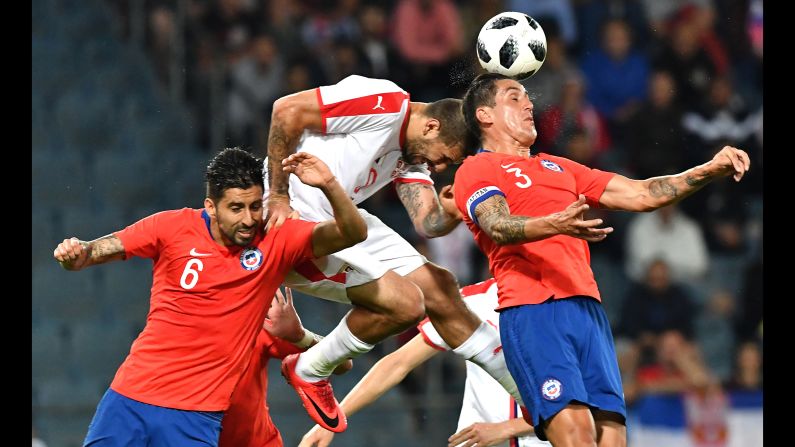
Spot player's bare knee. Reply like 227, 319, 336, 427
413, 264, 460, 315
389, 280, 425, 327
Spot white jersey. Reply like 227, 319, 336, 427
266, 75, 433, 221
418, 279, 550, 447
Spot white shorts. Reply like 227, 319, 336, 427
283, 209, 428, 304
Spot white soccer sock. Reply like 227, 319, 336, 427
295, 316, 374, 383
453, 321, 524, 406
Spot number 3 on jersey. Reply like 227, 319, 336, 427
505, 167, 532, 188
180, 258, 204, 289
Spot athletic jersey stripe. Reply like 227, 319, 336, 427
418, 325, 448, 352
509, 397, 519, 447
460, 278, 498, 296
466, 187, 505, 226
315, 87, 326, 134
393, 178, 433, 185
320, 92, 408, 121
293, 260, 347, 284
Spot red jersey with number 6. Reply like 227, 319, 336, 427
453, 151, 615, 309
110, 208, 316, 411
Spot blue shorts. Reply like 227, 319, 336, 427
83, 388, 224, 446
499, 297, 626, 435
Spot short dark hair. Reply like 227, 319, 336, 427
205, 147, 264, 201
462, 73, 511, 143
423, 98, 478, 156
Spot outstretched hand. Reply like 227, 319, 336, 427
53, 237, 89, 270
298, 424, 336, 447
263, 288, 305, 343
283, 153, 336, 189
711, 145, 751, 182
548, 195, 613, 242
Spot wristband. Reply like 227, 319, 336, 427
293, 328, 322, 348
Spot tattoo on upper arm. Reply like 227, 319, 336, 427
396, 182, 428, 221
397, 183, 458, 236
475, 196, 529, 245
649, 179, 678, 198
267, 124, 296, 194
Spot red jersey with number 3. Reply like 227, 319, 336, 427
110, 208, 316, 411
453, 151, 615, 309
219, 329, 303, 447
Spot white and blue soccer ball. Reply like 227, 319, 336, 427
476, 12, 547, 80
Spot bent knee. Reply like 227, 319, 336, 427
390, 281, 425, 326
413, 264, 460, 311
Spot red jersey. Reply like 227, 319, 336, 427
219, 329, 303, 447
453, 151, 615, 309
110, 208, 316, 411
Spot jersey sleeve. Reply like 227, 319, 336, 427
114, 210, 175, 259
453, 157, 505, 227
392, 161, 433, 185
272, 219, 318, 265
316, 75, 410, 135
416, 317, 450, 351
258, 330, 304, 360
553, 156, 616, 207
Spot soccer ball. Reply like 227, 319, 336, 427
476, 12, 547, 80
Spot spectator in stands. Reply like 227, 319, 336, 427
625, 205, 709, 284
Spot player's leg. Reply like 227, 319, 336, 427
582, 299, 627, 447
84, 388, 148, 446
405, 263, 523, 404
293, 269, 424, 381
499, 299, 600, 445
593, 410, 627, 447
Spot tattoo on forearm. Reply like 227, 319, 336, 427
476, 197, 529, 245
685, 174, 709, 187
397, 183, 458, 237
90, 234, 124, 261
649, 179, 678, 199
397, 183, 426, 221
267, 124, 296, 194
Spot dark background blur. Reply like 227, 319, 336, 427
32, 0, 762, 445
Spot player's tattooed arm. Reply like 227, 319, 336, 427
266, 90, 323, 196
53, 234, 127, 271
599, 145, 751, 212
267, 124, 297, 197
396, 182, 460, 238
474, 195, 535, 245
475, 194, 612, 245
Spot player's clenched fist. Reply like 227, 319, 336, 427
53, 237, 89, 270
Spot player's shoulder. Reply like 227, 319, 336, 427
457, 152, 499, 175
322, 75, 407, 99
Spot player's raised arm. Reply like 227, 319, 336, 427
473, 194, 613, 246
53, 235, 126, 271
266, 89, 323, 230
299, 335, 438, 447
598, 145, 751, 212
282, 153, 367, 257
396, 182, 462, 238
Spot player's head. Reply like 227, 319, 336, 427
404, 98, 475, 173
462, 73, 537, 147
204, 147, 265, 247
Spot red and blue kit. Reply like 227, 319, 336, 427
453, 151, 615, 309
111, 208, 316, 411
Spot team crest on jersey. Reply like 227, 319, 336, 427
541, 378, 562, 401
240, 248, 263, 271
541, 160, 563, 172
